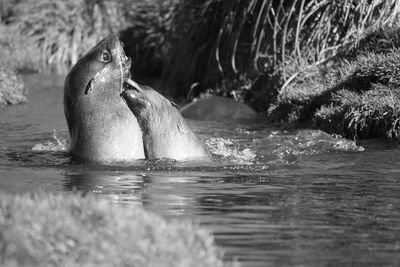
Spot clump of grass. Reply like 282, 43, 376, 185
338, 26, 400, 60
291, 48, 400, 120
272, 27, 400, 139
315, 85, 400, 138
2, 0, 178, 75
0, 191, 227, 267
330, 48, 400, 91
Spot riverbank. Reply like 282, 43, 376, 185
269, 27, 400, 139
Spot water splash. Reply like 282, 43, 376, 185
267, 130, 364, 163
32, 129, 68, 152
205, 138, 256, 165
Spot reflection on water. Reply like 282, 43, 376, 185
1, 75, 400, 266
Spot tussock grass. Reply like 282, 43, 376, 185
162, 0, 400, 97
273, 27, 400, 139
2, 0, 178, 74
331, 49, 400, 91
312, 48, 400, 138
8, 0, 127, 72
0, 191, 227, 267
0, 23, 39, 72
315, 85, 400, 138
339, 27, 400, 60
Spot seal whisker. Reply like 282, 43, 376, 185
118, 52, 124, 93
124, 78, 142, 92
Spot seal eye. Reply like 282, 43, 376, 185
101, 51, 111, 63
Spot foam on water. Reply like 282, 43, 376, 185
205, 137, 257, 165
268, 130, 364, 163
32, 129, 68, 152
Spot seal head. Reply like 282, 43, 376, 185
121, 79, 209, 161
64, 34, 145, 162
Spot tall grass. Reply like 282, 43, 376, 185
0, 22, 39, 71
120, 0, 178, 78
3, 0, 178, 74
163, 0, 400, 96
9, 0, 128, 72
0, 0, 18, 22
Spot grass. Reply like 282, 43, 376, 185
0, 190, 227, 267
1, 0, 177, 76
270, 27, 400, 139
0, 23, 39, 72
120, 0, 178, 78
162, 0, 400, 98
3, 0, 128, 72
315, 85, 400, 138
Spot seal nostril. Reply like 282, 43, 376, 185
84, 78, 95, 95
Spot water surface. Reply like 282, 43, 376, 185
1, 75, 400, 266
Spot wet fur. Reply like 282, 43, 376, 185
64, 35, 144, 163
122, 81, 209, 160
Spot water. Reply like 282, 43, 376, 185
1, 75, 400, 266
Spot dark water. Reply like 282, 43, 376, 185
1, 75, 400, 266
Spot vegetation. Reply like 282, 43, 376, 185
2, 0, 400, 138
0, 191, 227, 267
120, 0, 179, 77
271, 29, 400, 139
314, 84, 400, 139
0, 23, 39, 72
162, 0, 399, 97
3, 0, 128, 72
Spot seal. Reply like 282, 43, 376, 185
121, 79, 209, 160
64, 34, 145, 162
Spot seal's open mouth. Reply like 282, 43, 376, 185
122, 78, 141, 93
118, 54, 132, 93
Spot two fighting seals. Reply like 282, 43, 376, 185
64, 34, 208, 163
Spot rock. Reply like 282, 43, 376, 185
0, 65, 27, 105
180, 96, 259, 122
